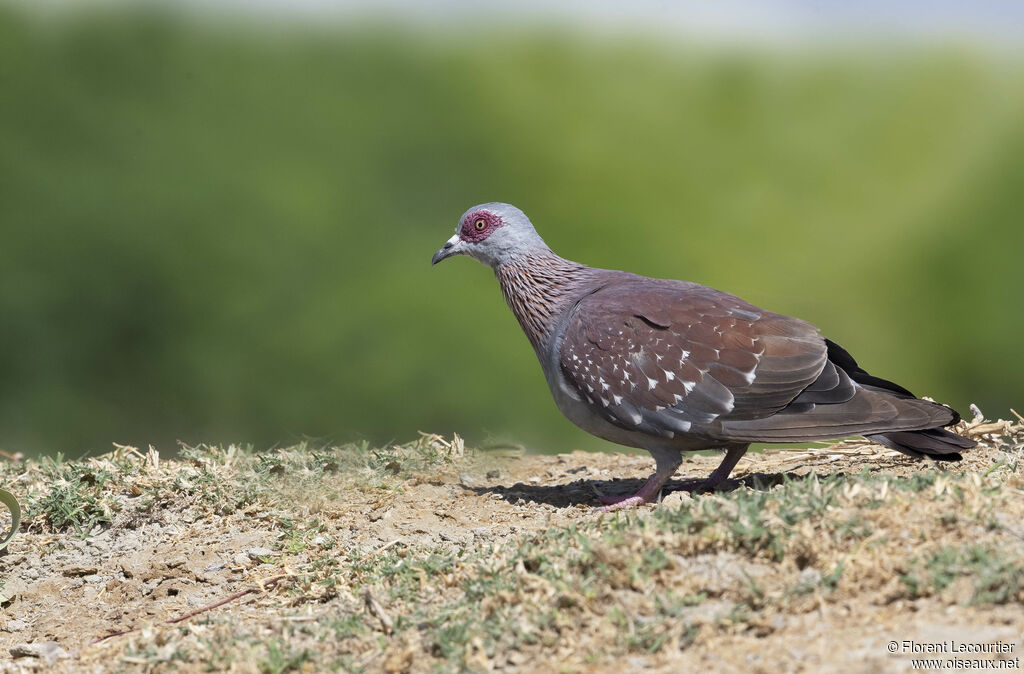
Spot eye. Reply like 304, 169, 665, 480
474, 218, 487, 231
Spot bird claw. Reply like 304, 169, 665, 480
595, 477, 727, 509
598, 495, 651, 511
591, 483, 658, 510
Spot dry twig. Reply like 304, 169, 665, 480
88, 573, 291, 645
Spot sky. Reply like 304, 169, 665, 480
176, 0, 1024, 45
22, 0, 1024, 46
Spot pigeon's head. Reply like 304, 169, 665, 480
431, 202, 550, 269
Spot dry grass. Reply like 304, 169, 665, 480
0, 410, 1021, 672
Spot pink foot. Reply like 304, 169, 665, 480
591, 462, 678, 511
598, 495, 651, 511
592, 484, 659, 511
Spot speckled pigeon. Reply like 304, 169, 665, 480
432, 203, 975, 509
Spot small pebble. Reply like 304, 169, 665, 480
246, 547, 274, 560
10, 641, 68, 665
660, 491, 693, 508
799, 568, 822, 586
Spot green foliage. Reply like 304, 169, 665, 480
0, 6, 1021, 456
259, 639, 316, 674
31, 456, 117, 533
901, 544, 1024, 604
32, 477, 111, 534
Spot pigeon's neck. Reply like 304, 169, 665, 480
495, 252, 593, 354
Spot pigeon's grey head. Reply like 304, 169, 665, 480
431, 202, 550, 269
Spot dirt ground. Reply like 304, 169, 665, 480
0, 409, 1022, 673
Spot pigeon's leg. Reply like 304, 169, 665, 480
696, 444, 749, 492
597, 447, 682, 510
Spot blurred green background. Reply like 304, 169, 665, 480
1, 3, 1022, 458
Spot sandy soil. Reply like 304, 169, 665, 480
0, 412, 1021, 672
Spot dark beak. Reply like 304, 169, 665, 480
431, 236, 461, 265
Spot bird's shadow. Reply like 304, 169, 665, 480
459, 470, 838, 509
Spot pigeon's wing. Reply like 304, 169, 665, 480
558, 277, 944, 442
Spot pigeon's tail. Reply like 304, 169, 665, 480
866, 426, 975, 462
824, 339, 976, 462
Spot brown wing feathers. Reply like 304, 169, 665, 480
561, 280, 821, 433
558, 278, 968, 449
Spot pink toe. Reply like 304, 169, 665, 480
598, 495, 651, 511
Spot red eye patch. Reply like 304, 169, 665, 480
460, 210, 503, 242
